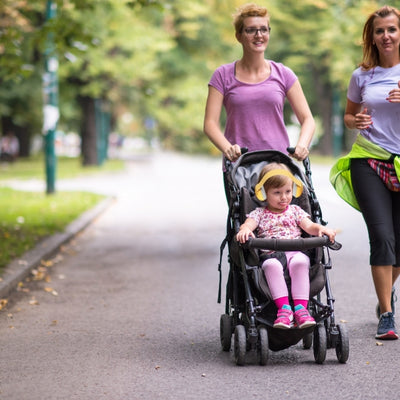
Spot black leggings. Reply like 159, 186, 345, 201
350, 158, 400, 266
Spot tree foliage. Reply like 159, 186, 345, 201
0, 0, 393, 159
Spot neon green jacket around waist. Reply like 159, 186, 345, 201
329, 134, 400, 211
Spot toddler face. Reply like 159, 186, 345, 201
266, 181, 293, 213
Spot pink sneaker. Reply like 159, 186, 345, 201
273, 308, 293, 329
294, 308, 316, 329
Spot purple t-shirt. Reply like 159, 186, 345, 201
347, 65, 400, 154
209, 60, 298, 153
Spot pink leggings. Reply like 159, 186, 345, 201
262, 251, 310, 304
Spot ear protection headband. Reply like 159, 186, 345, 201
254, 169, 303, 201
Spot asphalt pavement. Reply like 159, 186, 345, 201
1, 151, 399, 400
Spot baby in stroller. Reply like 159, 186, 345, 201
236, 162, 336, 330
219, 149, 348, 365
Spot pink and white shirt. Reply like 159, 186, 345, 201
248, 204, 309, 240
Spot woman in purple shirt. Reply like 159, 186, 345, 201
203, 3, 315, 162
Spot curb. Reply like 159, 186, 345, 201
0, 196, 116, 299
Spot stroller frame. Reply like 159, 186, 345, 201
218, 149, 349, 365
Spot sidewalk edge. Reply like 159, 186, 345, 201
0, 196, 116, 299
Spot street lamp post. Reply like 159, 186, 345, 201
43, 0, 59, 194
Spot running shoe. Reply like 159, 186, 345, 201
273, 308, 293, 329
375, 311, 399, 340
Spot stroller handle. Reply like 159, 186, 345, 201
243, 236, 342, 251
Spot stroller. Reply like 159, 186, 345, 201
217, 149, 349, 365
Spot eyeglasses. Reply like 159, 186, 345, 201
243, 27, 271, 36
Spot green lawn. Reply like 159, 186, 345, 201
0, 155, 125, 180
0, 155, 125, 273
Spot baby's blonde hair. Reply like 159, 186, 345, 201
258, 162, 291, 192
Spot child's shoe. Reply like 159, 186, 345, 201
273, 306, 293, 329
294, 306, 316, 329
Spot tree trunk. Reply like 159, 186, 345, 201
311, 66, 333, 155
78, 96, 98, 166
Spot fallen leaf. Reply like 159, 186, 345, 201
0, 299, 8, 310
29, 298, 39, 306
376, 341, 383, 346
41, 259, 54, 268
44, 287, 58, 296
31, 269, 46, 281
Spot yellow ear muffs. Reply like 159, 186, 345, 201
254, 169, 303, 201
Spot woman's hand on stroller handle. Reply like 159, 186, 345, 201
287, 146, 309, 162
223, 144, 242, 162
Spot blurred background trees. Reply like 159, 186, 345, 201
0, 0, 390, 164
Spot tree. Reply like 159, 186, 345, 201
0, 0, 170, 163
57, 0, 174, 164
0, 0, 390, 161
265, 0, 382, 154
0, 0, 46, 155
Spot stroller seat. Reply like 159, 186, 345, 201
238, 186, 326, 299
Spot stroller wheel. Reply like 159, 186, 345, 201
313, 324, 327, 364
234, 325, 246, 366
335, 323, 349, 364
302, 332, 313, 349
220, 314, 233, 352
258, 326, 269, 366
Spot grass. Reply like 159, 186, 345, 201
0, 154, 125, 181
0, 155, 125, 273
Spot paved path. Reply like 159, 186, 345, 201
0, 152, 398, 400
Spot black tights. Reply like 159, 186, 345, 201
350, 158, 400, 266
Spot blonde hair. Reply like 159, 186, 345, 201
232, 3, 270, 35
360, 5, 400, 70
258, 162, 291, 192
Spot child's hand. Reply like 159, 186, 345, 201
320, 227, 336, 243
236, 227, 255, 243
